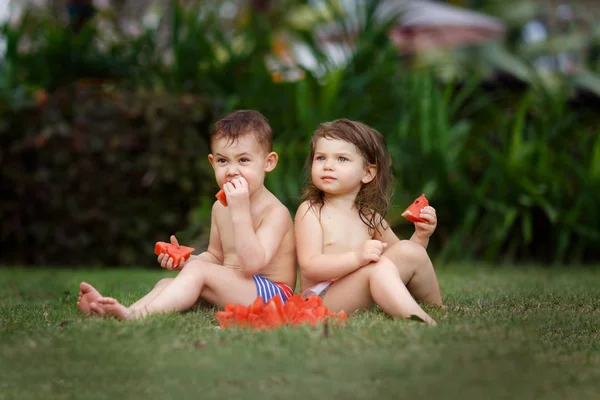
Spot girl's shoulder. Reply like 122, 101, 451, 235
295, 200, 326, 223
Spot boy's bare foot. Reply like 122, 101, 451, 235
77, 282, 102, 316
90, 297, 131, 320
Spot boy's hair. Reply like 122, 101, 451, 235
210, 110, 273, 152
302, 118, 394, 234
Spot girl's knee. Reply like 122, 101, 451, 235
388, 240, 429, 263
376, 256, 399, 272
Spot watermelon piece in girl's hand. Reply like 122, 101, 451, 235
401, 194, 429, 223
154, 242, 195, 266
215, 189, 227, 206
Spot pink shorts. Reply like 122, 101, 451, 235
301, 280, 335, 299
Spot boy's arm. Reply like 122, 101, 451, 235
193, 203, 224, 264
230, 204, 290, 277
295, 202, 363, 281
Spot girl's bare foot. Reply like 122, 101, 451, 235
77, 282, 102, 316
90, 297, 131, 320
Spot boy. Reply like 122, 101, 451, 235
77, 110, 297, 320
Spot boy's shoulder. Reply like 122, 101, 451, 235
261, 188, 293, 217
210, 188, 292, 220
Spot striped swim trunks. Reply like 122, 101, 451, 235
252, 275, 294, 303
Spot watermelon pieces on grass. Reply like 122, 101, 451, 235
215, 294, 348, 330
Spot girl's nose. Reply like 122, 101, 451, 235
324, 159, 334, 170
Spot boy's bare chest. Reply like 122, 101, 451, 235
320, 209, 372, 252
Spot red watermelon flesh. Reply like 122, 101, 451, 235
215, 294, 348, 330
215, 189, 227, 206
154, 242, 195, 266
401, 194, 429, 223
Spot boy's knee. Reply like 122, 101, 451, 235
155, 278, 173, 288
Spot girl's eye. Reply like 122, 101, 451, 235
315, 156, 325, 161
338, 156, 348, 162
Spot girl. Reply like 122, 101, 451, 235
294, 118, 444, 325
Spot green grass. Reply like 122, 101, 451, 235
1, 265, 599, 400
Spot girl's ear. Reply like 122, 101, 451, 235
264, 152, 279, 172
362, 164, 377, 184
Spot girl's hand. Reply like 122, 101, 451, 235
224, 176, 250, 211
157, 235, 187, 270
356, 240, 388, 266
414, 206, 437, 239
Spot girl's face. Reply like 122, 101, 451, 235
311, 137, 376, 196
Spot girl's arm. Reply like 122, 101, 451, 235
374, 218, 429, 250
374, 218, 401, 246
409, 231, 429, 249
295, 202, 364, 281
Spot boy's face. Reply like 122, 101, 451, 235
208, 133, 277, 196
311, 137, 375, 195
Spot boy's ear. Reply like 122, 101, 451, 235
264, 151, 278, 172
208, 154, 216, 169
362, 164, 376, 184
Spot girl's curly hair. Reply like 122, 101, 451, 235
301, 118, 394, 234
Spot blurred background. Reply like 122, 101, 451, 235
1, 0, 599, 268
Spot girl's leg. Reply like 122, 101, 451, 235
321, 256, 436, 325
91, 260, 257, 320
383, 240, 443, 306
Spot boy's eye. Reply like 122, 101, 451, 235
217, 158, 227, 163
240, 157, 250, 163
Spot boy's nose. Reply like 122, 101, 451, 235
226, 166, 240, 177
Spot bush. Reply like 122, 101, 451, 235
0, 83, 215, 266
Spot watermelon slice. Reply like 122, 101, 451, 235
154, 242, 195, 266
401, 194, 429, 223
215, 189, 227, 207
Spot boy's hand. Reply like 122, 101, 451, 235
414, 206, 437, 239
224, 176, 250, 210
356, 240, 387, 266
157, 235, 187, 270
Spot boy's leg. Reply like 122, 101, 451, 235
383, 240, 443, 306
93, 259, 258, 320
321, 257, 436, 325
128, 278, 173, 311
78, 278, 174, 316
77, 282, 102, 316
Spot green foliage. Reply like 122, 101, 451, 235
0, 0, 599, 266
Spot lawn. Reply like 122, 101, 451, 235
1, 265, 599, 400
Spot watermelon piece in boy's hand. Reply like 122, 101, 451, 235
215, 189, 227, 207
154, 242, 195, 266
401, 194, 429, 223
